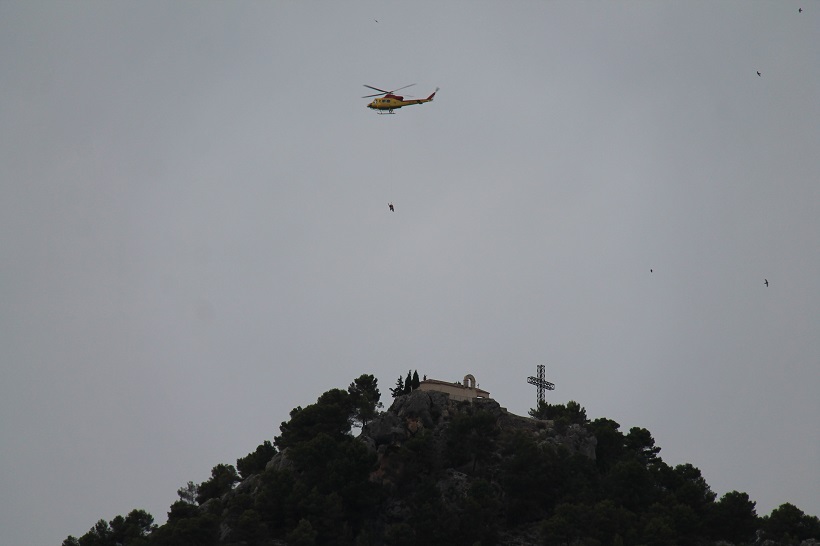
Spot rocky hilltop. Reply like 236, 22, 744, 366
63, 376, 820, 546
362, 389, 597, 464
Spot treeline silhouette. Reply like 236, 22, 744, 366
63, 374, 819, 546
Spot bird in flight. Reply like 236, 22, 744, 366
388, 203, 394, 212
757, 71, 762, 77
799, 8, 802, 13
764, 279, 769, 287
650, 269, 653, 273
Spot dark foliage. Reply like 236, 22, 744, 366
68, 510, 155, 546
390, 369, 421, 397
761, 503, 820, 543
65, 374, 819, 546
348, 374, 383, 428
196, 464, 240, 504
274, 388, 354, 449
390, 375, 404, 398
445, 408, 499, 472
236, 440, 277, 479
709, 490, 759, 544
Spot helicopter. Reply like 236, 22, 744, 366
363, 84, 438, 114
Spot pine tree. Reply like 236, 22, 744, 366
348, 374, 382, 427
390, 376, 405, 397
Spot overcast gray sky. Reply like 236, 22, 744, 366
2, 2, 818, 544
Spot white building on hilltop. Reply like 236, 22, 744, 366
417, 374, 490, 402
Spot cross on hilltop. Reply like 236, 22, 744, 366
526, 364, 555, 405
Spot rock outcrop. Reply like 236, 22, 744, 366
360, 389, 597, 462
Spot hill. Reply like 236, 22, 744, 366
63, 374, 819, 546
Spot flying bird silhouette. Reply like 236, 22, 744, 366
388, 203, 394, 212
764, 279, 769, 287
757, 71, 762, 77
799, 8, 802, 13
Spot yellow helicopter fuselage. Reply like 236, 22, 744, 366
367, 90, 437, 112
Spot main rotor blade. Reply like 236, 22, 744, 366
391, 83, 416, 93
362, 92, 386, 98
363, 84, 390, 94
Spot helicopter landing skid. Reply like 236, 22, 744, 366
376, 111, 395, 115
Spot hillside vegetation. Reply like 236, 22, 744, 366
64, 374, 819, 546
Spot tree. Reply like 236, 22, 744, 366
77, 519, 112, 546
151, 505, 219, 546
287, 518, 318, 546
232, 508, 265, 544
603, 459, 656, 511
109, 509, 154, 544
288, 432, 382, 531
500, 431, 564, 523
348, 374, 383, 428
587, 418, 625, 471
541, 503, 587, 545
196, 464, 240, 504
668, 463, 715, 516
641, 513, 677, 546
254, 468, 297, 536
541, 501, 636, 546
459, 479, 502, 545
405, 477, 459, 545
389, 429, 438, 491
565, 400, 587, 423
177, 481, 199, 505
528, 400, 587, 424
588, 500, 637, 545
275, 388, 354, 449
166, 500, 200, 523
763, 503, 820, 543
709, 490, 758, 544
390, 375, 405, 398
446, 410, 498, 473
236, 440, 277, 479
64, 383, 820, 546
390, 370, 421, 397
625, 427, 661, 466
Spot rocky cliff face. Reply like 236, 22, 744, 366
351, 390, 599, 545
360, 389, 597, 463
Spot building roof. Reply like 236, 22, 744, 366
419, 378, 490, 398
